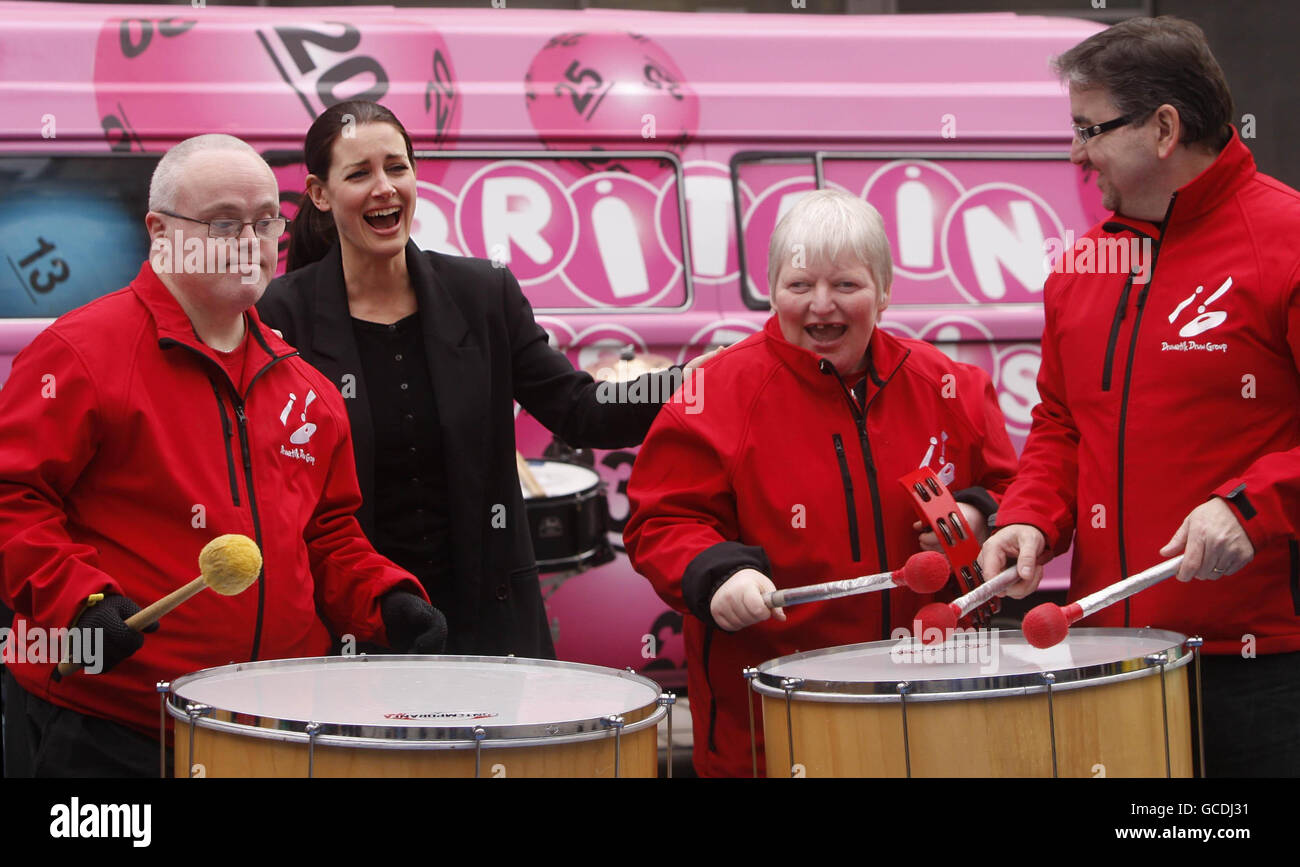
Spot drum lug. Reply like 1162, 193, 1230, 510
742, 667, 760, 778
896, 682, 912, 779
780, 677, 804, 778
156, 681, 170, 779
473, 726, 487, 779
1184, 636, 1206, 778
183, 702, 211, 779
1041, 672, 1058, 778
1145, 652, 1172, 778
305, 721, 321, 779
657, 693, 677, 779
601, 715, 627, 779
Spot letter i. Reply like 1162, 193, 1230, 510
592, 180, 649, 298
897, 167, 934, 269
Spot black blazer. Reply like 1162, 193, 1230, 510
257, 242, 670, 658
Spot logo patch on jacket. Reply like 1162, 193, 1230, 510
278, 389, 318, 464
1162, 276, 1234, 352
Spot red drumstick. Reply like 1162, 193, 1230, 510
763, 551, 950, 609
1021, 555, 1185, 649
912, 564, 1020, 642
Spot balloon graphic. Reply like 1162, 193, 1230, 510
524, 31, 699, 181
92, 15, 460, 181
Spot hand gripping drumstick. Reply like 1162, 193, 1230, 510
56, 534, 263, 676
912, 564, 1022, 642
763, 550, 951, 609
1020, 555, 1185, 649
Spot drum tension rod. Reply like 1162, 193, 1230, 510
781, 677, 803, 778
1042, 673, 1058, 778
306, 722, 321, 779
183, 703, 211, 779
473, 726, 487, 779
156, 681, 170, 780
1185, 637, 1206, 778
896, 682, 912, 779
657, 693, 677, 779
742, 667, 760, 779
601, 715, 626, 779
1145, 652, 1172, 778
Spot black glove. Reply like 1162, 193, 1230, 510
380, 591, 447, 654
59, 594, 157, 679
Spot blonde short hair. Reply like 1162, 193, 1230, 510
766, 189, 893, 296
148, 134, 267, 212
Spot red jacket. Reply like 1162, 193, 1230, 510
0, 263, 425, 737
624, 316, 1017, 777
997, 129, 1300, 655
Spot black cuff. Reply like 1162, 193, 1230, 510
1219, 483, 1257, 520
953, 486, 999, 519
681, 541, 772, 630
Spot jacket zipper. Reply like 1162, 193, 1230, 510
832, 434, 862, 562
820, 359, 897, 639
159, 336, 297, 660
1106, 206, 1173, 626
208, 380, 241, 506
1100, 272, 1136, 392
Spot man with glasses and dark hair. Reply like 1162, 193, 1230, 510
979, 17, 1300, 776
0, 135, 445, 776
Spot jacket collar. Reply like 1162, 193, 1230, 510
763, 314, 909, 400
309, 241, 470, 361
1105, 126, 1255, 237
129, 261, 294, 367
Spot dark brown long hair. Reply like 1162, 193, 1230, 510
286, 100, 417, 272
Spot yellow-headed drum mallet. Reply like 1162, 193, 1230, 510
57, 534, 262, 676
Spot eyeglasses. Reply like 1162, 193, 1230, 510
1072, 113, 1137, 144
156, 209, 287, 239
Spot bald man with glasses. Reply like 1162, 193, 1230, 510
0, 134, 445, 777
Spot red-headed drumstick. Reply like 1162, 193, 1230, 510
763, 550, 950, 609
1021, 555, 1185, 648
912, 564, 1021, 642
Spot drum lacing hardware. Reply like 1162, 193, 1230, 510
155, 681, 170, 779
742, 667, 760, 778
896, 682, 912, 779
780, 677, 803, 777
473, 726, 487, 779
1185, 637, 1206, 778
601, 715, 626, 778
657, 693, 677, 779
1145, 652, 1172, 778
1041, 673, 1058, 778
305, 722, 321, 779
183, 703, 211, 778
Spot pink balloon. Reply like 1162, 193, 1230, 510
524, 31, 699, 181
93, 15, 460, 179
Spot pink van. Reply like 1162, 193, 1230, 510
0, 2, 1103, 686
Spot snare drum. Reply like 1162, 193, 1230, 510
521, 459, 613, 573
168, 656, 669, 777
751, 628, 1195, 777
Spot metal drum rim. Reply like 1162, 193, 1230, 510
751, 627, 1192, 703
167, 654, 665, 746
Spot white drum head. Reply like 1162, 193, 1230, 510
169, 656, 663, 746
754, 628, 1191, 702
521, 460, 599, 499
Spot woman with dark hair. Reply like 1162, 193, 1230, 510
259, 100, 708, 658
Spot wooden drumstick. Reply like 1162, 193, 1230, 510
516, 450, 546, 497
763, 551, 950, 609
56, 534, 263, 676
1021, 555, 1185, 649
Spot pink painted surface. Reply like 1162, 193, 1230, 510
0, 2, 1105, 685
